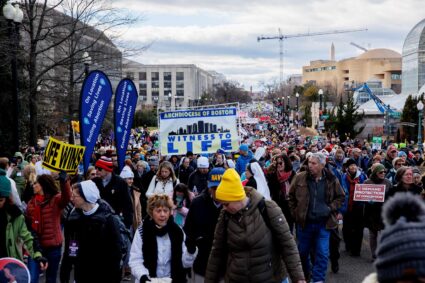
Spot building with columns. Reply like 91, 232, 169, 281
123, 59, 218, 109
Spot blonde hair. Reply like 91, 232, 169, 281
147, 194, 174, 218
156, 161, 177, 182
23, 165, 37, 184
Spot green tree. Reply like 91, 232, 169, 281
134, 108, 158, 127
400, 94, 421, 142
303, 85, 318, 102
329, 94, 364, 139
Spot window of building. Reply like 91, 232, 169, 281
176, 89, 184, 97
391, 73, 402, 80
176, 71, 184, 96
139, 72, 146, 80
151, 72, 159, 80
164, 72, 172, 95
176, 72, 184, 81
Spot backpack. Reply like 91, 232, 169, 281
109, 214, 132, 268
223, 198, 273, 235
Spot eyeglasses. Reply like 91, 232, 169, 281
95, 167, 103, 172
378, 171, 386, 174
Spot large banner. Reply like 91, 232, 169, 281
79, 70, 113, 172
114, 78, 138, 171
353, 184, 386, 202
42, 137, 85, 173
159, 107, 239, 155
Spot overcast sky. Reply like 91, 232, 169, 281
112, 0, 424, 91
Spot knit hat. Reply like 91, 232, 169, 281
208, 167, 226, 188
371, 163, 386, 176
398, 151, 407, 157
375, 192, 425, 282
239, 144, 248, 152
215, 168, 245, 202
95, 156, 113, 172
148, 157, 159, 167
197, 156, 209, 169
0, 169, 11, 198
78, 180, 100, 204
120, 168, 134, 179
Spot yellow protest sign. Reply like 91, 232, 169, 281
42, 137, 85, 173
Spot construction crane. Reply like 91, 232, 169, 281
257, 28, 368, 86
350, 42, 368, 52
355, 83, 398, 114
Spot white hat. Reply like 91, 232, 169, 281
197, 156, 209, 169
120, 168, 134, 179
79, 180, 100, 204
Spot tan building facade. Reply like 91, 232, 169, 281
302, 48, 402, 94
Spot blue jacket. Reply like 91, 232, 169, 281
340, 170, 368, 214
235, 151, 254, 175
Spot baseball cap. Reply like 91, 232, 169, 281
208, 167, 226, 188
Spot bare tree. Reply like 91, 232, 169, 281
21, 0, 145, 145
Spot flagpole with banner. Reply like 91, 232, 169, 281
79, 70, 113, 173
114, 78, 138, 172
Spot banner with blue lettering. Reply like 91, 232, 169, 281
79, 70, 113, 172
159, 107, 239, 155
114, 79, 138, 171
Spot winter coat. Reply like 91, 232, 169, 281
363, 178, 392, 231
177, 165, 194, 185
288, 169, 345, 230
183, 190, 222, 276
388, 182, 424, 198
26, 180, 71, 248
130, 186, 143, 231
60, 201, 122, 283
93, 174, 134, 228
205, 189, 304, 283
187, 170, 208, 195
145, 176, 179, 198
235, 151, 254, 175
1, 204, 42, 261
340, 170, 368, 215
129, 219, 197, 283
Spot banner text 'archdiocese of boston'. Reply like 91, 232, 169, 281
159, 108, 239, 155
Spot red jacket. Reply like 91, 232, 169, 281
26, 180, 71, 248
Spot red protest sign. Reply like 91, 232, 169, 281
353, 184, 386, 202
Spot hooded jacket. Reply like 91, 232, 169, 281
1, 204, 42, 261
60, 200, 122, 283
235, 150, 254, 175
205, 189, 304, 283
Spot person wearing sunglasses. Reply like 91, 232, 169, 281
363, 163, 392, 261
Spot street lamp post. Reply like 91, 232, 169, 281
417, 100, 424, 153
296, 92, 300, 112
287, 95, 290, 111
83, 51, 92, 76
318, 89, 323, 111
3, 1, 23, 152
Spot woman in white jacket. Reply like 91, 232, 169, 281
129, 194, 197, 283
146, 161, 179, 199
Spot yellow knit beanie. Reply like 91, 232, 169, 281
215, 168, 246, 202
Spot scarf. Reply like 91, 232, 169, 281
277, 170, 292, 200
346, 174, 360, 212
32, 194, 46, 234
141, 218, 186, 282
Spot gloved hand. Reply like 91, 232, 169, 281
140, 275, 151, 283
185, 237, 197, 254
59, 171, 68, 184
35, 256, 48, 270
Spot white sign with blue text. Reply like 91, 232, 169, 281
159, 108, 239, 155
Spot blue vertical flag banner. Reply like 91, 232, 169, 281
79, 70, 113, 172
159, 107, 239, 155
114, 79, 138, 171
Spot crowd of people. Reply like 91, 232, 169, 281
2, 123, 425, 283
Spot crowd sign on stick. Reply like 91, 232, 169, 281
42, 137, 85, 173
159, 107, 239, 155
79, 70, 113, 172
114, 78, 138, 171
353, 184, 386, 202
